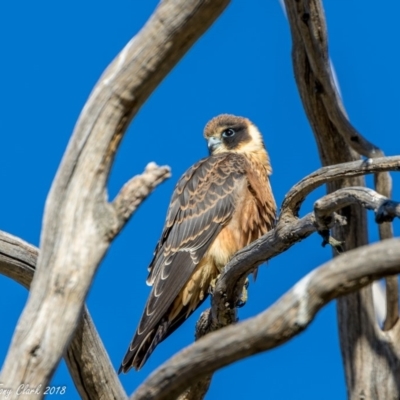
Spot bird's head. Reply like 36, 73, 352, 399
204, 114, 266, 157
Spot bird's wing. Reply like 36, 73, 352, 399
121, 153, 248, 371
144, 152, 247, 327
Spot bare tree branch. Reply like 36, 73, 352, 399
131, 238, 400, 400
176, 376, 212, 400
283, 1, 400, 396
112, 162, 171, 234
314, 187, 400, 226
0, 1, 230, 396
288, 0, 396, 330
210, 159, 400, 331
0, 231, 127, 400
0, 232, 38, 290
281, 156, 400, 220
64, 309, 126, 400
287, 0, 380, 157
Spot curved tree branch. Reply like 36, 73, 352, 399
281, 156, 400, 220
0, 232, 126, 400
314, 187, 400, 226
283, 1, 399, 396
131, 238, 400, 400
0, 0, 230, 396
286, 0, 396, 331
211, 161, 400, 331
0, 166, 168, 400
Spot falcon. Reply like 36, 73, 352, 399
119, 114, 276, 373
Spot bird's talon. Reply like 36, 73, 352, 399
208, 277, 218, 295
236, 282, 249, 308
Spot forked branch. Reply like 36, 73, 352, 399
211, 158, 400, 330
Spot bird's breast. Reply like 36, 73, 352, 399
207, 174, 275, 271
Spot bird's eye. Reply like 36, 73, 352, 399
222, 128, 235, 138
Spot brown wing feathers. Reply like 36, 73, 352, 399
119, 153, 248, 372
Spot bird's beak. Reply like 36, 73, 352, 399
207, 137, 222, 153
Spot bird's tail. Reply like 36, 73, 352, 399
118, 322, 167, 373
118, 307, 192, 373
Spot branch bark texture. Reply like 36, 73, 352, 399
283, 0, 399, 398
208, 158, 400, 340
0, 231, 126, 400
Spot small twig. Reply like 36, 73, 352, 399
319, 230, 344, 254
314, 186, 400, 256
112, 162, 171, 234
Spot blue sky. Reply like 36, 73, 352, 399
1, 1, 400, 399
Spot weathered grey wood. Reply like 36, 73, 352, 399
0, 231, 127, 400
0, 2, 230, 396
283, 0, 400, 398
281, 156, 400, 220
131, 238, 400, 400
313, 187, 400, 227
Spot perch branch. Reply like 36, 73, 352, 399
131, 238, 400, 400
0, 0, 229, 396
210, 184, 400, 335
0, 231, 127, 400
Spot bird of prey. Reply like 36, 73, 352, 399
119, 114, 276, 373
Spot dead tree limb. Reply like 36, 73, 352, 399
283, 1, 400, 397
0, 0, 230, 396
0, 167, 167, 400
131, 237, 400, 400
0, 229, 126, 399
284, 0, 396, 332
210, 158, 400, 332
314, 187, 400, 226
281, 156, 400, 220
